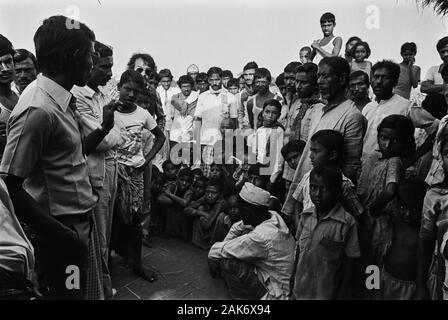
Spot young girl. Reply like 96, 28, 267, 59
292, 130, 364, 218
350, 41, 373, 80
113, 70, 166, 282
357, 115, 416, 267
393, 42, 421, 100
417, 119, 448, 300
248, 99, 284, 186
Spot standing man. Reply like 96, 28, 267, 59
0, 35, 19, 159
348, 70, 371, 112
0, 15, 116, 300
13, 49, 38, 95
193, 67, 237, 178
71, 40, 124, 299
283, 57, 366, 216
421, 36, 448, 94
362, 60, 438, 162
236, 61, 258, 129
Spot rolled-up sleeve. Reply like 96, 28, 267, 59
0, 107, 51, 178
208, 231, 268, 261
342, 112, 365, 182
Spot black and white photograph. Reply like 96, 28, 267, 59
1, 0, 448, 306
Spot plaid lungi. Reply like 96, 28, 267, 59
116, 164, 144, 226
200, 145, 215, 178
85, 214, 105, 300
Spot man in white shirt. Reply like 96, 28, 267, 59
421, 36, 448, 94
193, 67, 237, 178
362, 60, 438, 162
208, 182, 295, 300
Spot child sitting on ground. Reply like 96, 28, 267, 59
158, 167, 194, 239
210, 194, 242, 245
187, 179, 227, 250
358, 115, 416, 267
291, 165, 361, 299
376, 178, 428, 300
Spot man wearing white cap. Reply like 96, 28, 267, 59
208, 182, 295, 300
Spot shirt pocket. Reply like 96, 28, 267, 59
318, 237, 344, 263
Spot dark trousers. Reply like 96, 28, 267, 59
36, 214, 92, 300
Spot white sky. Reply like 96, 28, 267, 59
1, 0, 448, 80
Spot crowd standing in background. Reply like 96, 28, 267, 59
1, 11, 448, 301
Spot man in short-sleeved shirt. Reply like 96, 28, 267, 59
421, 36, 448, 94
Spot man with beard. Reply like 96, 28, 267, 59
71, 40, 124, 299
421, 36, 448, 94
362, 60, 438, 163
348, 70, 371, 112
1, 15, 116, 299
0, 35, 19, 159
13, 49, 38, 95
283, 57, 365, 217
246, 67, 283, 130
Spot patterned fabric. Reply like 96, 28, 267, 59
116, 164, 144, 226
85, 214, 105, 300
290, 94, 322, 142
425, 115, 448, 187
199, 145, 215, 178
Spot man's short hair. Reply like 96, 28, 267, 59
177, 74, 195, 87
159, 68, 173, 80
127, 53, 156, 71
401, 42, 417, 55
243, 61, 258, 71
281, 139, 306, 159
177, 167, 193, 180
33, 15, 95, 76
275, 73, 285, 87
13, 49, 38, 70
222, 70, 233, 78
94, 41, 113, 58
371, 60, 401, 87
437, 36, 448, 52
349, 70, 370, 85
0, 34, 15, 57
196, 72, 208, 83
227, 78, 239, 88
320, 12, 336, 24
319, 57, 350, 87
207, 67, 222, 78
310, 165, 342, 192
295, 62, 318, 83
118, 69, 145, 89
284, 61, 302, 74
254, 67, 272, 83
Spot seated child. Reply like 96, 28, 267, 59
291, 165, 361, 299
210, 194, 242, 245
209, 161, 237, 197
157, 167, 193, 239
192, 168, 204, 185
376, 179, 427, 300
281, 139, 306, 194
187, 179, 227, 250
148, 172, 167, 235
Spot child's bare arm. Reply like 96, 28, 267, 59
165, 190, 189, 207
369, 182, 398, 216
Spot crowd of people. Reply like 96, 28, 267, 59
0, 11, 448, 300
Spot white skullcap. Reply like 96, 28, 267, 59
239, 182, 270, 207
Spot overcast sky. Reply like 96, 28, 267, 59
1, 0, 447, 80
